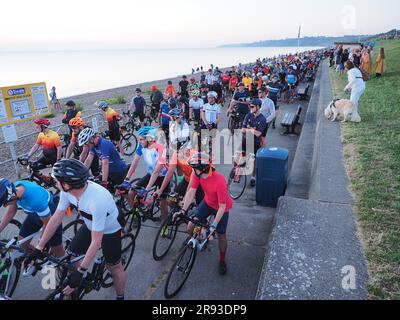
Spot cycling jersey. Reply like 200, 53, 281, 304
105, 107, 120, 124
202, 103, 221, 125
242, 76, 253, 90
189, 98, 204, 110
136, 142, 168, 176
164, 85, 175, 98
90, 138, 128, 173
36, 130, 61, 157
233, 91, 250, 115
160, 103, 172, 126
229, 76, 239, 90
13, 180, 54, 218
191, 171, 233, 211
132, 96, 146, 114
57, 181, 121, 234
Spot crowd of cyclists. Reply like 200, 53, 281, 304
0, 48, 325, 300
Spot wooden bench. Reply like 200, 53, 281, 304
297, 84, 310, 101
281, 105, 302, 135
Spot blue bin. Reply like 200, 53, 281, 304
256, 147, 289, 207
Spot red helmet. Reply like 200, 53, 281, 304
150, 85, 157, 91
190, 78, 196, 83
33, 118, 50, 127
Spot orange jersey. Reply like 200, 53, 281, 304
164, 85, 176, 98
37, 130, 61, 155
105, 107, 120, 124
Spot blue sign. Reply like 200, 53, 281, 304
8, 88, 26, 96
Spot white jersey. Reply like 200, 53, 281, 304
202, 103, 221, 124
57, 181, 121, 234
189, 98, 204, 110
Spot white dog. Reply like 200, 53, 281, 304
324, 99, 360, 123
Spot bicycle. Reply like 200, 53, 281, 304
101, 127, 138, 156
60, 134, 81, 159
145, 104, 159, 125
42, 219, 135, 300
0, 219, 23, 298
16, 158, 59, 195
116, 180, 162, 240
227, 109, 245, 137
164, 215, 215, 299
152, 192, 196, 261
227, 151, 255, 200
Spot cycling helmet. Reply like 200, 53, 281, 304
168, 108, 182, 118
150, 85, 157, 91
168, 98, 177, 108
0, 179, 14, 207
52, 159, 89, 189
190, 78, 196, 83
97, 101, 109, 110
191, 90, 200, 97
137, 126, 157, 141
66, 100, 76, 107
69, 117, 84, 128
250, 99, 263, 107
262, 75, 269, 81
78, 127, 96, 146
207, 91, 218, 99
188, 152, 214, 174
238, 82, 245, 87
33, 118, 50, 127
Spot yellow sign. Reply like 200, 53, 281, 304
0, 82, 51, 127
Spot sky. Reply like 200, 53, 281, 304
1, 0, 398, 51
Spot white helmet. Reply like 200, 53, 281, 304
78, 127, 96, 146
207, 91, 218, 98
262, 75, 269, 81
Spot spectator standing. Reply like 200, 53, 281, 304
150, 85, 163, 114
375, 48, 386, 78
344, 61, 365, 123
49, 87, 61, 112
179, 75, 190, 98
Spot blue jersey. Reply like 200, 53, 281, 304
133, 96, 146, 113
160, 103, 171, 126
14, 180, 54, 218
90, 138, 128, 173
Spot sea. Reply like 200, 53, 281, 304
1, 47, 321, 98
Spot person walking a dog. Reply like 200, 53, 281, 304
344, 61, 365, 122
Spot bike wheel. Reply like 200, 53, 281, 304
228, 167, 247, 200
102, 233, 136, 288
124, 209, 141, 240
62, 219, 84, 251
1, 219, 21, 241
143, 116, 153, 126
0, 259, 21, 298
152, 215, 178, 261
121, 133, 138, 156
164, 243, 197, 299
45, 287, 79, 300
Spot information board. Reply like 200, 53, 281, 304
0, 82, 51, 126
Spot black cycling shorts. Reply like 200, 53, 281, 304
174, 179, 204, 205
136, 173, 170, 199
108, 121, 121, 142
68, 224, 122, 265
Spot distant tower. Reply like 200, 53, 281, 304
297, 25, 301, 49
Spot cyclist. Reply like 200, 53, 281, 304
62, 100, 81, 143
25, 118, 62, 171
189, 90, 204, 125
78, 127, 129, 188
121, 126, 170, 222
66, 117, 100, 176
177, 152, 233, 275
129, 88, 146, 122
267, 74, 282, 129
168, 108, 190, 149
242, 99, 267, 187
199, 84, 209, 104
178, 75, 189, 99
228, 72, 239, 95
0, 178, 64, 258
159, 98, 176, 142
98, 101, 124, 156
189, 78, 199, 96
150, 85, 163, 115
201, 91, 221, 130
227, 82, 250, 122
242, 72, 253, 91
164, 81, 176, 99
258, 89, 276, 144
25, 159, 126, 300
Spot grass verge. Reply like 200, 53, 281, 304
329, 39, 400, 300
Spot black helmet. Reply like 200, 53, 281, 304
66, 100, 76, 107
52, 159, 89, 189
188, 152, 214, 174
